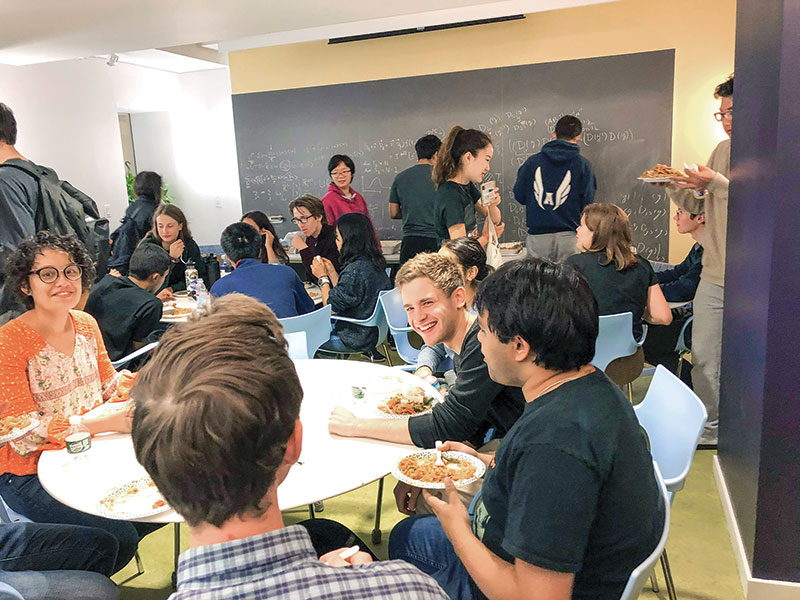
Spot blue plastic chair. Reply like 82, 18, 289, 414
111, 341, 159, 369
641, 314, 694, 379
320, 291, 393, 364
633, 365, 707, 600
591, 312, 640, 371
380, 287, 419, 369
285, 331, 310, 360
620, 462, 671, 600
278, 305, 332, 359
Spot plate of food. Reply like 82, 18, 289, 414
98, 477, 170, 520
0, 415, 39, 444
161, 306, 194, 321
638, 164, 685, 182
82, 401, 130, 420
393, 450, 486, 489
377, 385, 439, 418
498, 241, 523, 251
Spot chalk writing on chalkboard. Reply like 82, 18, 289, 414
234, 50, 674, 261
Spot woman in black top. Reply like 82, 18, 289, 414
311, 212, 391, 354
107, 170, 162, 275
141, 204, 207, 299
241, 210, 290, 265
288, 194, 341, 282
432, 126, 504, 245
566, 203, 671, 341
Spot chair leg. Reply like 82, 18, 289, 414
171, 523, 181, 589
372, 477, 384, 545
649, 572, 660, 593
117, 550, 146, 585
627, 382, 633, 403
308, 503, 316, 519
660, 550, 677, 600
383, 343, 394, 367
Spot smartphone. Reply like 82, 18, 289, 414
480, 181, 496, 206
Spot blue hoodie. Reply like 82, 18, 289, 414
513, 139, 597, 235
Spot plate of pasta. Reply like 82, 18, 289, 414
638, 164, 684, 182
392, 450, 485, 489
0, 415, 38, 444
98, 477, 171, 520
377, 386, 439, 418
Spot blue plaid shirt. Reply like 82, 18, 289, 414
171, 525, 449, 599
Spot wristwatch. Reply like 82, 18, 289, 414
317, 276, 332, 287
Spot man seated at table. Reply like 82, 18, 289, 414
129, 294, 448, 600
389, 259, 664, 600
84, 243, 170, 361
210, 222, 315, 318
643, 198, 705, 386
329, 253, 525, 513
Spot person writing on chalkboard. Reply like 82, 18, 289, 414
566, 203, 671, 385
288, 194, 341, 282
321, 154, 377, 233
432, 126, 503, 246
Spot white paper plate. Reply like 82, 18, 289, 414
638, 176, 675, 183
0, 418, 39, 444
98, 477, 171, 520
376, 398, 439, 419
392, 450, 486, 489
83, 402, 130, 420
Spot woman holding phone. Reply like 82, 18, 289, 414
432, 126, 504, 246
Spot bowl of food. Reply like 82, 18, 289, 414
393, 450, 485, 489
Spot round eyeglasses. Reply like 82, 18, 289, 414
28, 264, 83, 284
713, 110, 733, 122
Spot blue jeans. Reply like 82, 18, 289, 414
389, 515, 474, 600
0, 474, 160, 574
0, 522, 119, 600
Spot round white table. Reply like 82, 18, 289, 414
38, 359, 426, 524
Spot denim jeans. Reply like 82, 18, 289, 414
389, 515, 474, 600
0, 521, 119, 600
0, 474, 160, 574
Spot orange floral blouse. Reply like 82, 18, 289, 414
0, 310, 120, 476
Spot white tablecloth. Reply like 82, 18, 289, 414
38, 360, 428, 523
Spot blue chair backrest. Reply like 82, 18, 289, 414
380, 288, 420, 365
279, 304, 332, 358
634, 365, 708, 494
591, 312, 638, 371
619, 462, 670, 600
285, 331, 309, 360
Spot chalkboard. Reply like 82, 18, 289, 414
233, 50, 674, 260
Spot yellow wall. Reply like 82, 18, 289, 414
229, 0, 736, 262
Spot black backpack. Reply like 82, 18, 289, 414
0, 160, 110, 279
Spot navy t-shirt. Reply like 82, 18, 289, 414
210, 258, 315, 318
473, 370, 663, 600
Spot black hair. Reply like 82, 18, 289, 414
220, 222, 262, 264
133, 171, 163, 201
4, 231, 96, 310
715, 74, 734, 98
442, 237, 492, 286
0, 103, 18, 146
554, 115, 582, 140
241, 210, 290, 264
474, 258, 598, 372
128, 243, 171, 281
328, 155, 356, 177
415, 134, 442, 160
433, 126, 492, 187
337, 212, 385, 272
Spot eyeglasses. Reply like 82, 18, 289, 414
291, 215, 316, 224
28, 264, 82, 284
330, 169, 351, 177
713, 110, 733, 122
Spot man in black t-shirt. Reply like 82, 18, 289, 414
85, 243, 171, 361
390, 135, 442, 265
389, 259, 663, 600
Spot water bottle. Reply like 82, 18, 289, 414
65, 415, 91, 460
184, 261, 199, 290
195, 281, 211, 309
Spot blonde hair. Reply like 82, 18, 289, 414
582, 203, 638, 271
395, 252, 465, 297
432, 126, 492, 188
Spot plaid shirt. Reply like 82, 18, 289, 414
171, 525, 449, 599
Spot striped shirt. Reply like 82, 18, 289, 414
171, 525, 449, 599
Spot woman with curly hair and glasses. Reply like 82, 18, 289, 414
0, 231, 159, 575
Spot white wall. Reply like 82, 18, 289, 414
0, 58, 242, 245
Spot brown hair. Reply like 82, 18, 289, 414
581, 203, 638, 271
130, 293, 302, 527
432, 126, 492, 188
147, 204, 192, 244
288, 194, 327, 225
395, 252, 464, 298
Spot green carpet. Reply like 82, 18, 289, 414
113, 370, 743, 600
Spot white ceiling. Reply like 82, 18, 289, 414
0, 0, 617, 70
